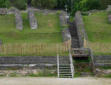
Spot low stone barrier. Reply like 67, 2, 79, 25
15, 8, 23, 30
94, 55, 111, 66
28, 8, 38, 29
0, 8, 7, 15
62, 28, 71, 42
75, 11, 87, 48
107, 5, 111, 23
0, 56, 57, 70
59, 11, 68, 27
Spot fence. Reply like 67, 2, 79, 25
0, 40, 71, 56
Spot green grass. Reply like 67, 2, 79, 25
83, 11, 111, 55
0, 12, 68, 56
0, 12, 62, 44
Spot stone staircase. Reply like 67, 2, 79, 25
57, 54, 74, 78
94, 56, 111, 66
69, 22, 80, 48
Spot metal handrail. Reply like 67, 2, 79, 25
57, 54, 60, 78
69, 53, 74, 78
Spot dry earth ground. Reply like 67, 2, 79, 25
0, 77, 110, 85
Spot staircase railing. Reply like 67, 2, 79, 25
57, 54, 60, 78
69, 51, 74, 78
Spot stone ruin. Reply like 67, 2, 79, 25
107, 5, 111, 23
0, 8, 7, 15
59, 11, 68, 27
28, 8, 38, 29
107, 5, 111, 12
14, 8, 23, 30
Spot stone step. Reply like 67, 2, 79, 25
60, 72, 71, 74
95, 60, 111, 63
59, 76, 72, 78
59, 67, 71, 69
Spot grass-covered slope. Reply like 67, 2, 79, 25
0, 12, 62, 44
83, 11, 111, 55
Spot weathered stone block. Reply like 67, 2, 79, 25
15, 9, 23, 30
62, 28, 71, 42
59, 11, 68, 27
28, 8, 38, 29
107, 5, 111, 12
0, 8, 7, 15
75, 11, 85, 48
108, 15, 111, 23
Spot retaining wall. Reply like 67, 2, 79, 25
0, 56, 57, 69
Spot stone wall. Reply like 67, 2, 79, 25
15, 8, 23, 30
28, 8, 38, 29
94, 55, 111, 66
62, 28, 71, 42
0, 8, 7, 15
107, 5, 111, 23
0, 56, 57, 69
0, 56, 57, 76
59, 11, 68, 27
74, 11, 87, 48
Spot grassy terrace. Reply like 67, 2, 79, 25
83, 11, 111, 55
0, 12, 62, 44
0, 12, 68, 56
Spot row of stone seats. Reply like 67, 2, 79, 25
0, 7, 38, 30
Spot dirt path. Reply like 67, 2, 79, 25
0, 77, 110, 85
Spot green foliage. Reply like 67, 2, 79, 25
103, 74, 111, 78
83, 11, 111, 55
31, 0, 57, 9
9, 0, 27, 10
100, 0, 111, 9
71, 0, 101, 15
0, 0, 10, 8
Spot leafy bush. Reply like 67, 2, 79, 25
31, 0, 57, 9
71, 0, 101, 15
0, 0, 10, 8
9, 0, 27, 10
100, 0, 111, 9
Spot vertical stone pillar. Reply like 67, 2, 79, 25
15, 9, 23, 30
28, 8, 38, 29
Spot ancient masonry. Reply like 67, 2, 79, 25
59, 11, 68, 27
15, 8, 23, 30
0, 8, 7, 15
107, 5, 111, 23
28, 8, 38, 29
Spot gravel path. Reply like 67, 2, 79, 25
0, 77, 110, 85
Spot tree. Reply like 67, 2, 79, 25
10, 0, 27, 10
0, 0, 10, 8
31, 0, 57, 9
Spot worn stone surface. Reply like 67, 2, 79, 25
0, 68, 56, 77
59, 11, 68, 27
0, 56, 57, 70
15, 8, 23, 30
75, 11, 86, 48
108, 15, 111, 23
33, 8, 60, 14
107, 5, 111, 12
28, 8, 38, 29
62, 28, 71, 42
94, 56, 111, 66
95, 68, 111, 77
0, 8, 7, 15
8, 7, 18, 14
